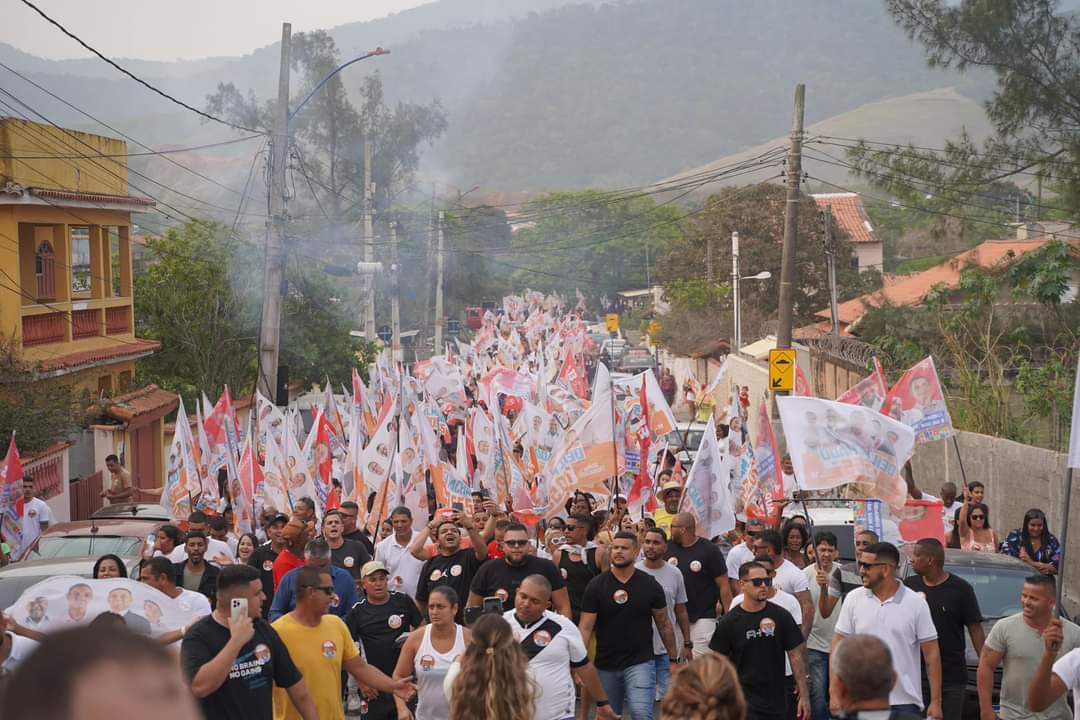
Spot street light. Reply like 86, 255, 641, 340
289, 47, 390, 121
731, 231, 771, 354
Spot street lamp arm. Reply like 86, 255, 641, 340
289, 47, 390, 121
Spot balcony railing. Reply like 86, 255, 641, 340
106, 306, 130, 335
72, 309, 100, 339
22, 312, 65, 346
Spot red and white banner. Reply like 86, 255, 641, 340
0, 435, 24, 556
882, 356, 955, 444
837, 357, 888, 412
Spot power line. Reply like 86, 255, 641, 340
16, 0, 263, 134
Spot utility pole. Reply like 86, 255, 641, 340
776, 83, 805, 350
362, 139, 376, 342
645, 245, 651, 287
706, 235, 714, 282
821, 205, 840, 336
258, 23, 291, 403
390, 220, 402, 364
731, 231, 740, 353
434, 210, 445, 356
421, 185, 435, 357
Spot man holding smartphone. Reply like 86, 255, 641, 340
410, 511, 488, 622
467, 523, 571, 616
181, 564, 319, 720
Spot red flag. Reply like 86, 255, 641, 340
627, 375, 657, 511
0, 435, 24, 556
558, 349, 589, 400
794, 365, 812, 397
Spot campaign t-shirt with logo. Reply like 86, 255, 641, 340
709, 602, 803, 720
19, 497, 52, 555
469, 555, 566, 611
181, 615, 302, 720
665, 538, 728, 622
581, 569, 667, 671
505, 609, 588, 720
416, 548, 483, 618
330, 538, 371, 581
345, 592, 424, 676
271, 613, 359, 720
247, 543, 280, 618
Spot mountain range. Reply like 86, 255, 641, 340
0, 0, 999, 209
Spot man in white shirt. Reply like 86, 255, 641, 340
0, 612, 37, 675
19, 477, 52, 557
505, 574, 617, 720
166, 511, 231, 567
140, 556, 213, 617
374, 506, 424, 597
726, 518, 763, 594
753, 529, 813, 636
805, 530, 844, 720
831, 541, 942, 719
937, 482, 960, 540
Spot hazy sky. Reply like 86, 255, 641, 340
4, 0, 431, 61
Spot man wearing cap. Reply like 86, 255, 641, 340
726, 518, 765, 595
272, 515, 312, 590
344, 561, 424, 718
249, 512, 289, 618
652, 481, 682, 535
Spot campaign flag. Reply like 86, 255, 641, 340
539, 363, 617, 519
194, 401, 218, 508
613, 370, 677, 438
260, 427, 292, 512
678, 417, 736, 538
558, 348, 589, 400
203, 389, 242, 491
308, 410, 334, 511
471, 408, 497, 496
741, 399, 783, 525
163, 398, 201, 521
881, 356, 955, 444
837, 358, 888, 412
359, 399, 398, 533
399, 412, 429, 521
0, 435, 24, 557
322, 384, 347, 459
1068, 349, 1080, 469
702, 359, 728, 398
794, 365, 813, 397
423, 357, 468, 407
898, 499, 946, 544
777, 396, 916, 502
233, 431, 259, 536
626, 375, 658, 513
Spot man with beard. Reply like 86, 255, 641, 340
322, 510, 370, 584
666, 512, 733, 657
339, 501, 375, 556
467, 523, 570, 616
579, 531, 677, 720
411, 512, 488, 621
248, 512, 288, 618
173, 531, 221, 607
636, 527, 691, 698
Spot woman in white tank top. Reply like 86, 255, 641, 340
394, 586, 469, 720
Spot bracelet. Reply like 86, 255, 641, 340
683, 641, 693, 648
596, 700, 609, 708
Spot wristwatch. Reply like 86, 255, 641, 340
596, 700, 610, 708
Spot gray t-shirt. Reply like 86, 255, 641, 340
182, 565, 205, 593
636, 560, 687, 655
804, 562, 843, 654
985, 613, 1080, 720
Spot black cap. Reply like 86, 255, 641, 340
268, 513, 289, 526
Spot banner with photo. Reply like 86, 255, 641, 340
679, 417, 736, 539
777, 396, 915, 496
881, 356, 955, 444
5, 577, 207, 637
837, 357, 888, 412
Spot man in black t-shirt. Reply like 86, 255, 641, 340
710, 561, 810, 720
467, 523, 571, 615
345, 561, 424, 720
247, 513, 288, 618
579, 531, 677, 720
412, 514, 488, 621
323, 509, 371, 585
340, 500, 376, 556
181, 564, 318, 720
667, 512, 733, 657
905, 538, 985, 720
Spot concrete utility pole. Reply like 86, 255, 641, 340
362, 139, 376, 342
390, 220, 402, 363
822, 205, 840, 336
776, 83, 805, 350
706, 235, 714, 282
731, 231, 740, 352
434, 210, 445, 356
258, 23, 291, 403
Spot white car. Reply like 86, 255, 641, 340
665, 422, 710, 466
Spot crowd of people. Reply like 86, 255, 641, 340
2, 469, 1078, 720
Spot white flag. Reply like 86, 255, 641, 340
677, 416, 736, 539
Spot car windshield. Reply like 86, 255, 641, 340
27, 535, 143, 561
667, 429, 705, 450
946, 564, 1026, 619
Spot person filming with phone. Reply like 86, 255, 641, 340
181, 564, 320, 720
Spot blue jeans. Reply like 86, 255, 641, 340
598, 660, 657, 720
653, 654, 672, 699
891, 704, 923, 716
807, 649, 830, 720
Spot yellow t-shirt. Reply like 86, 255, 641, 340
271, 613, 359, 720
653, 508, 675, 533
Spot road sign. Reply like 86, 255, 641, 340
606, 313, 620, 333
377, 325, 392, 343
769, 348, 796, 392
447, 319, 461, 337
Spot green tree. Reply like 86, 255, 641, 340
0, 339, 81, 456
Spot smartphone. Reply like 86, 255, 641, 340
451, 501, 464, 511
230, 598, 247, 625
482, 596, 502, 614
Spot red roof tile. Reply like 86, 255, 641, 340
818, 238, 1072, 327
29, 187, 155, 207
38, 338, 161, 372
105, 384, 178, 423
812, 193, 878, 244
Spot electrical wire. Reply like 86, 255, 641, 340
16, 0, 263, 134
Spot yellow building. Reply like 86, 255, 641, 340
0, 117, 174, 510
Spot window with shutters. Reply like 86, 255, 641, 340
35, 240, 56, 301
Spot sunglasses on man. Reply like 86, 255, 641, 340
743, 577, 773, 588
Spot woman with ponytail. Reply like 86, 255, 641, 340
660, 652, 746, 720
444, 614, 537, 720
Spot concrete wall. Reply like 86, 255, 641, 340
910, 430, 1079, 610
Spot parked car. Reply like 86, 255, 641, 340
617, 348, 657, 374
839, 547, 1056, 717
90, 503, 171, 522
17, 517, 161, 563
665, 422, 709, 466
